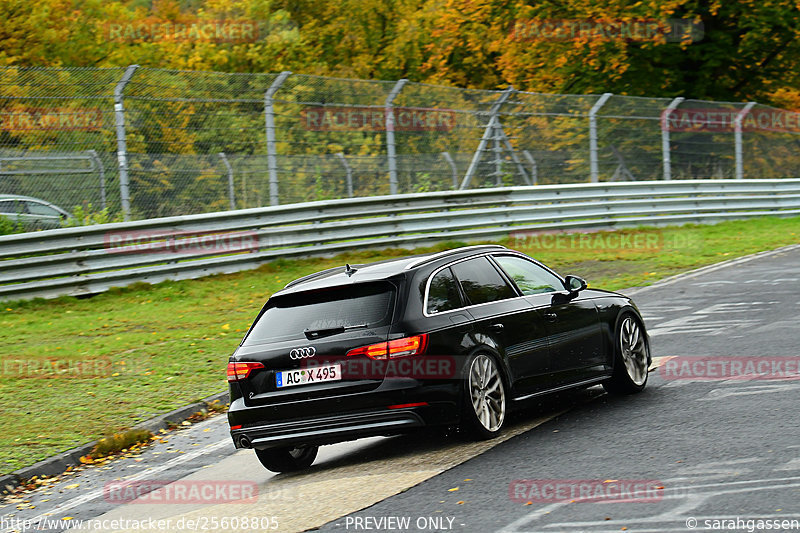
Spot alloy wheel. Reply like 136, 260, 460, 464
468, 354, 506, 432
620, 316, 648, 386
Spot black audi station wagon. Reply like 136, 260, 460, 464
227, 245, 650, 472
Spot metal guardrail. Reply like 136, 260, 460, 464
2, 179, 800, 302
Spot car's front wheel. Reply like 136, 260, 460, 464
461, 353, 506, 439
603, 314, 649, 395
254, 445, 318, 473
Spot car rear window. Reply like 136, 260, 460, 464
243, 282, 395, 345
25, 201, 60, 216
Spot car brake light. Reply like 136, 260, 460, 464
230, 424, 242, 430
346, 334, 428, 360
227, 361, 265, 381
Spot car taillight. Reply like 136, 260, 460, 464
346, 334, 428, 360
227, 361, 264, 382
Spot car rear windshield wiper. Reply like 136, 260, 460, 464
304, 323, 369, 340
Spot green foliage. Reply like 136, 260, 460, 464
64, 204, 125, 227
0, 216, 24, 235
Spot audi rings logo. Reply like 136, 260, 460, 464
289, 347, 316, 360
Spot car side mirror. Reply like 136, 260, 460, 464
564, 275, 587, 293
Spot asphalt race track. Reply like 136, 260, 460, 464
2, 245, 798, 533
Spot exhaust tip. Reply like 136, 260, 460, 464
239, 436, 252, 449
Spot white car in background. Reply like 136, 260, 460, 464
0, 194, 71, 230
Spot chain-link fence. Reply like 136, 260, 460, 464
1, 66, 799, 222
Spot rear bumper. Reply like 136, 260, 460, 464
230, 408, 428, 450
228, 379, 460, 450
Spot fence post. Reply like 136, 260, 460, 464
335, 153, 353, 197
735, 102, 757, 180
588, 92, 613, 183
522, 150, 538, 185
218, 152, 235, 210
113, 64, 138, 221
661, 97, 684, 181
86, 150, 106, 211
264, 71, 291, 206
386, 79, 408, 195
441, 151, 458, 189
461, 87, 515, 189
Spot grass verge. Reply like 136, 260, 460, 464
1, 216, 798, 473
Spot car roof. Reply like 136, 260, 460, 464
274, 245, 507, 297
0, 194, 53, 203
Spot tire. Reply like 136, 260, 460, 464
460, 353, 507, 439
603, 314, 650, 395
254, 445, 318, 473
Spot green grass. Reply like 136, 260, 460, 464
1, 216, 799, 474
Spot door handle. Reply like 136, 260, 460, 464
488, 323, 504, 332
543, 312, 558, 322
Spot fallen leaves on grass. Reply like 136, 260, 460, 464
86, 429, 153, 460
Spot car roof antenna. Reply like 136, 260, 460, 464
345, 263, 358, 277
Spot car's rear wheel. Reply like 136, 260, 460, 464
254, 445, 318, 473
461, 353, 506, 439
603, 314, 649, 394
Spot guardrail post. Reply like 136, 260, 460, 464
264, 71, 291, 206
522, 150, 538, 185
461, 87, 515, 189
386, 79, 408, 195
114, 64, 138, 221
735, 102, 757, 180
86, 150, 107, 210
441, 151, 458, 189
661, 97, 684, 181
218, 152, 235, 210
588, 93, 613, 183
335, 153, 354, 197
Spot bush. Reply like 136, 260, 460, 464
64, 204, 125, 227
0, 215, 24, 235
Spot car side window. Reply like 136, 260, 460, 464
25, 201, 60, 216
426, 267, 463, 314
493, 255, 564, 295
451, 257, 516, 306
0, 200, 23, 214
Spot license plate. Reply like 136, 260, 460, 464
276, 364, 342, 388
